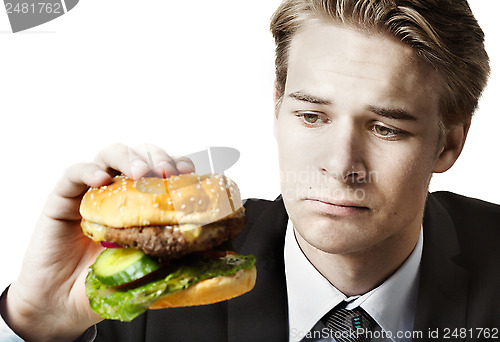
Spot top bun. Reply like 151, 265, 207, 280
80, 173, 243, 228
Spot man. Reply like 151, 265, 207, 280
1, 0, 498, 341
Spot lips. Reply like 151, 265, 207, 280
303, 197, 369, 216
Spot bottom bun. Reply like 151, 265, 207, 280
149, 266, 257, 309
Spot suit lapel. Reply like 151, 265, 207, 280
413, 194, 469, 341
228, 197, 289, 341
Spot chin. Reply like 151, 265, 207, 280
293, 215, 372, 255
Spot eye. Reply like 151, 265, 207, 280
373, 125, 395, 136
295, 111, 329, 127
372, 124, 408, 140
304, 113, 319, 124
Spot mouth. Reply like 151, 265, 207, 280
303, 198, 369, 216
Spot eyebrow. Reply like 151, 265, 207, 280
288, 91, 418, 121
288, 91, 332, 105
368, 106, 418, 121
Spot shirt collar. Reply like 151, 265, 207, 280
285, 219, 423, 342
356, 228, 422, 338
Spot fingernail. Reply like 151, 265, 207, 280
176, 160, 195, 172
94, 170, 109, 179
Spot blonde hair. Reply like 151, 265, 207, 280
270, 0, 490, 130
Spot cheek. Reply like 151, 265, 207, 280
375, 143, 436, 209
276, 121, 312, 168
276, 123, 316, 199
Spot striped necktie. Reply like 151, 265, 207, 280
321, 306, 376, 342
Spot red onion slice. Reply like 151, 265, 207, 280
100, 241, 123, 248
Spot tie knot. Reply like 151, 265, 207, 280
321, 307, 376, 342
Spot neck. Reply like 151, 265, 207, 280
295, 220, 421, 297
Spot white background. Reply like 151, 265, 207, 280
0, 1, 498, 290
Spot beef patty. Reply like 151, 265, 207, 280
81, 209, 247, 258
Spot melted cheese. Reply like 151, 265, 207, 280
80, 219, 202, 243
177, 224, 202, 242
81, 220, 107, 242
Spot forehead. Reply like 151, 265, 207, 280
286, 20, 442, 112
291, 19, 416, 59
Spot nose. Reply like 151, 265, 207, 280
319, 121, 368, 184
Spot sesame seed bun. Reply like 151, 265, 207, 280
80, 173, 243, 228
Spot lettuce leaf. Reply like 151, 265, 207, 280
85, 253, 256, 322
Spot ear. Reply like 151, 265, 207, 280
433, 120, 471, 173
273, 115, 278, 140
273, 79, 280, 140
273, 79, 280, 105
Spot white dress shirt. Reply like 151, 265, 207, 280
285, 219, 423, 342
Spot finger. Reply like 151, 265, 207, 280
134, 143, 179, 178
94, 143, 151, 180
56, 163, 111, 198
43, 163, 112, 220
172, 155, 196, 174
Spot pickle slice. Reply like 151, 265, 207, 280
93, 248, 161, 287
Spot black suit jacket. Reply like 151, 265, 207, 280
95, 192, 500, 341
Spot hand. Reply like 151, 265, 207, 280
0, 143, 195, 342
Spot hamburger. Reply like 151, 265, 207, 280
80, 173, 256, 321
